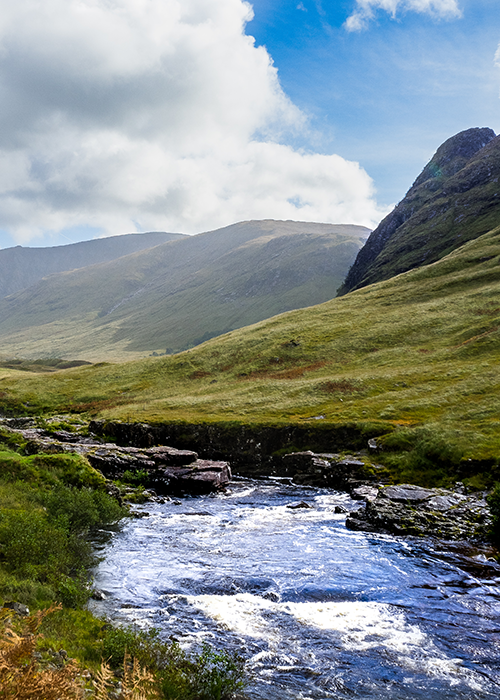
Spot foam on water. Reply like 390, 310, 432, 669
186, 593, 485, 691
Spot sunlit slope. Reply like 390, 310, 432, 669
0, 220, 367, 360
2, 226, 499, 458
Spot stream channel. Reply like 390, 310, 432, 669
90, 478, 500, 700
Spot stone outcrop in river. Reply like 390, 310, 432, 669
346, 484, 492, 541
0, 420, 231, 495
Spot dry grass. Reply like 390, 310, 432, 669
0, 604, 85, 699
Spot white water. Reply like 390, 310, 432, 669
91, 479, 500, 699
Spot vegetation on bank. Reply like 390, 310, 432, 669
0, 432, 246, 699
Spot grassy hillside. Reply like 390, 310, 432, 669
1, 224, 499, 463
0, 231, 185, 298
0, 220, 368, 361
339, 127, 500, 294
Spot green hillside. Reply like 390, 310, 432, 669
2, 224, 499, 462
339, 127, 500, 294
0, 220, 368, 361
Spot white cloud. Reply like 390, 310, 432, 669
0, 0, 385, 243
345, 0, 462, 32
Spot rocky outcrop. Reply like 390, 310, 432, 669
2, 423, 231, 495
281, 450, 389, 490
88, 419, 391, 475
346, 484, 492, 541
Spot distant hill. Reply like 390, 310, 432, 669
338, 127, 499, 294
0, 220, 369, 360
0, 231, 186, 298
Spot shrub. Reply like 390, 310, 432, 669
38, 484, 124, 535
377, 427, 464, 487
121, 469, 150, 487
101, 625, 246, 700
0, 510, 72, 580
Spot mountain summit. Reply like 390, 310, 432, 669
338, 127, 498, 294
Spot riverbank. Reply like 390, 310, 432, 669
0, 423, 246, 699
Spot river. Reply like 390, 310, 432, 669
90, 478, 500, 699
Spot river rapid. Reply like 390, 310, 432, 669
90, 479, 500, 700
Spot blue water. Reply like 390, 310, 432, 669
91, 479, 500, 699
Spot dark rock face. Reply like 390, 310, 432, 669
346, 484, 492, 540
88, 420, 391, 476
338, 127, 498, 295
281, 450, 388, 491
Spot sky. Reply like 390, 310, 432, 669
0, 0, 499, 249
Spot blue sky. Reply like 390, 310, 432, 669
247, 0, 500, 203
0, 0, 498, 249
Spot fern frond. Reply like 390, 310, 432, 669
94, 660, 115, 700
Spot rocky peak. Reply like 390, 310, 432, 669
338, 127, 499, 295
412, 127, 496, 190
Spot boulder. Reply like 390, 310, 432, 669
150, 460, 231, 495
283, 450, 384, 490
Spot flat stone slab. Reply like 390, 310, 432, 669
381, 485, 436, 503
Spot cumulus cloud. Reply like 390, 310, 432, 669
0, 0, 385, 243
345, 0, 462, 32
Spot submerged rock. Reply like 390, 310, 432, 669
346, 484, 492, 541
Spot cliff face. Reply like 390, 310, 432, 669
338, 127, 499, 295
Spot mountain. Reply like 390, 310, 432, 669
0, 220, 369, 360
0, 231, 186, 298
3, 223, 499, 463
338, 127, 499, 294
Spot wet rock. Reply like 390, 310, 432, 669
286, 501, 313, 509
380, 485, 435, 503
351, 485, 379, 502
346, 484, 492, 540
334, 505, 348, 514
91, 589, 107, 601
149, 460, 231, 495
3, 601, 29, 616
283, 451, 380, 490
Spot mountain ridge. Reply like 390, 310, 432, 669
0, 231, 188, 299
